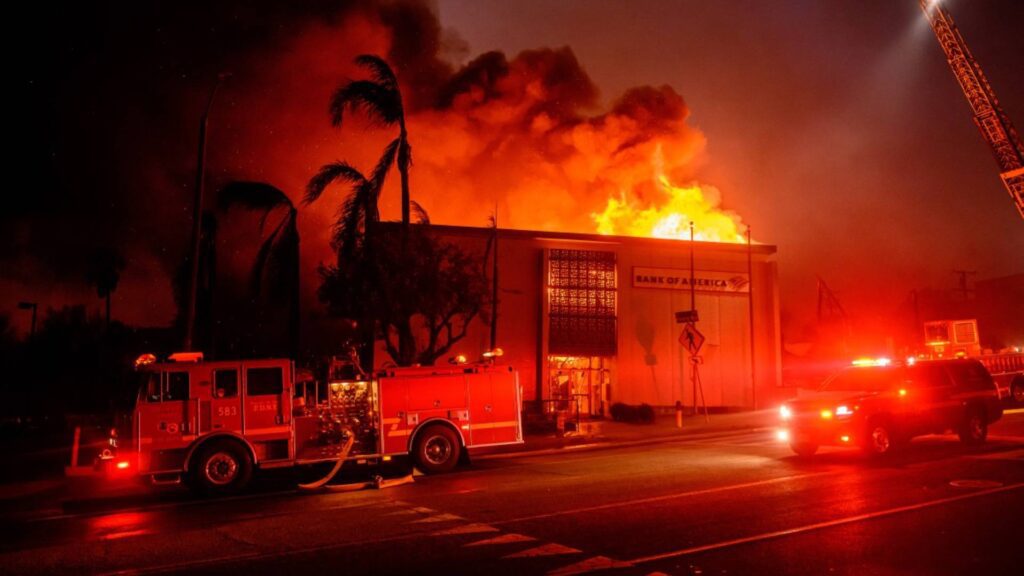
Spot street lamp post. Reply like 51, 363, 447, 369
17, 301, 37, 339
183, 72, 229, 351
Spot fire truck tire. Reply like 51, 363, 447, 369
862, 417, 895, 457
412, 425, 461, 474
957, 406, 988, 445
189, 440, 253, 496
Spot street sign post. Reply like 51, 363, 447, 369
678, 322, 709, 423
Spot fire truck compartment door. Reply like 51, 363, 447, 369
468, 370, 520, 446
467, 373, 494, 445
488, 370, 521, 444
407, 374, 467, 412
380, 378, 410, 455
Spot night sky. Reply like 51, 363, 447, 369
4, 0, 1022, 339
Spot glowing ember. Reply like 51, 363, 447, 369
593, 175, 747, 243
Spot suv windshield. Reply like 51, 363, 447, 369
819, 367, 905, 392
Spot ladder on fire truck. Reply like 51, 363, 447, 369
919, 0, 1024, 220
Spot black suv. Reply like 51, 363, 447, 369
779, 358, 1003, 456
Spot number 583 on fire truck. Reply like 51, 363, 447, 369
99, 352, 523, 495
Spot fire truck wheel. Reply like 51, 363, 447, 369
957, 407, 988, 445
413, 425, 461, 474
190, 440, 253, 496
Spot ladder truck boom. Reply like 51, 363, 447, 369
919, 0, 1024, 220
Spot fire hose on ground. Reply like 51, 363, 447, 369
297, 430, 415, 492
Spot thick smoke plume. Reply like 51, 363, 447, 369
8, 0, 742, 329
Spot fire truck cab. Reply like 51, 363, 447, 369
106, 353, 523, 494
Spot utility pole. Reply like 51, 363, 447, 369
184, 72, 229, 351
746, 227, 755, 410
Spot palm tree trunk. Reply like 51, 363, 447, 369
399, 130, 410, 228
289, 239, 301, 361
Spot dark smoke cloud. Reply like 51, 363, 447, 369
6, 0, 724, 329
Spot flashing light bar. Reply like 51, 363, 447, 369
852, 358, 892, 367
168, 352, 204, 363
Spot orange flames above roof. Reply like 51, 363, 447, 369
592, 173, 748, 243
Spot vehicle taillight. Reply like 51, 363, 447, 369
820, 409, 833, 420
116, 461, 130, 470
898, 388, 908, 397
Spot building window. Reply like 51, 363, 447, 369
547, 249, 617, 356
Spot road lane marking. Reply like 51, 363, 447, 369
503, 542, 581, 558
626, 481, 1024, 565
465, 533, 535, 546
431, 523, 499, 536
410, 513, 463, 523
547, 555, 634, 575
490, 472, 834, 525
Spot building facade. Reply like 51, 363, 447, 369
379, 224, 782, 415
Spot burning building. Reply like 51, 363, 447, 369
380, 222, 781, 416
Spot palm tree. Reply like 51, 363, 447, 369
306, 149, 394, 371
329, 54, 411, 227
219, 182, 301, 360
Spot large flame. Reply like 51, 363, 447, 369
593, 174, 747, 243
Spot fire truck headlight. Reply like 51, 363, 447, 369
820, 409, 833, 420
835, 405, 853, 417
779, 405, 792, 420
776, 429, 790, 442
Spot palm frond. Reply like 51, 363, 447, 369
305, 162, 367, 205
219, 181, 294, 232
329, 81, 401, 128
411, 200, 430, 225
354, 54, 399, 91
370, 138, 401, 193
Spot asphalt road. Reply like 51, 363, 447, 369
2, 412, 1023, 575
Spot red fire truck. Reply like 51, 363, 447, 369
100, 352, 523, 494
923, 319, 1024, 404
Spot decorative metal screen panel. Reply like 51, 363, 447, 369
547, 249, 617, 356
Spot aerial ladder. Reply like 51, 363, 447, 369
919, 0, 1024, 220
